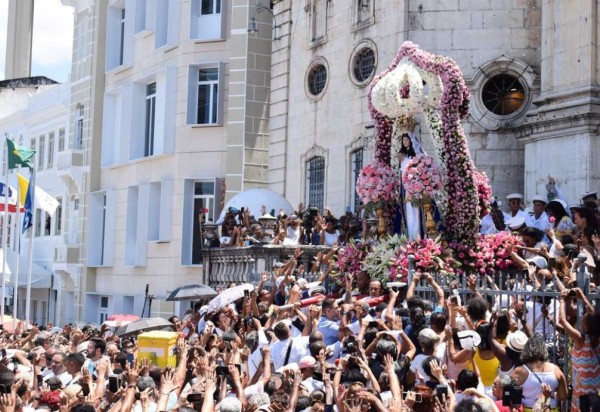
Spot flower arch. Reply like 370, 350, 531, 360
368, 41, 479, 243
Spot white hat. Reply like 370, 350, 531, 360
308, 285, 326, 296
506, 193, 524, 201
457, 330, 482, 350
418, 328, 440, 342
296, 278, 308, 289
526, 255, 547, 269
507, 216, 526, 230
548, 199, 568, 210
581, 191, 598, 200
506, 331, 528, 352
531, 195, 547, 204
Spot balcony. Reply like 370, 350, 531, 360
53, 244, 80, 272
55, 150, 86, 192
56, 150, 84, 171
202, 245, 331, 288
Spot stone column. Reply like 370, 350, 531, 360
4, 0, 34, 79
520, 0, 600, 202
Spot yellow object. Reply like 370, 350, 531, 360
473, 348, 500, 387
137, 331, 179, 367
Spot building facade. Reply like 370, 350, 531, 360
74, 0, 273, 322
270, 0, 598, 216
0, 77, 68, 326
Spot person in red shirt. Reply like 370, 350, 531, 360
492, 375, 523, 412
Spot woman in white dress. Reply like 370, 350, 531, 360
398, 133, 424, 240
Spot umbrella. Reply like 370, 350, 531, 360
0, 316, 28, 333
104, 314, 140, 327
166, 284, 218, 301
115, 317, 175, 337
206, 283, 254, 314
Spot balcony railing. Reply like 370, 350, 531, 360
56, 150, 84, 171
202, 245, 331, 288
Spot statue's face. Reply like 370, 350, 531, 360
402, 135, 411, 148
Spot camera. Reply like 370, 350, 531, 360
344, 336, 358, 354
108, 374, 122, 393
502, 386, 523, 406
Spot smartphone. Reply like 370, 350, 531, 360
126, 353, 134, 365
510, 386, 523, 405
216, 366, 229, 377
435, 385, 448, 401
244, 290, 250, 299
36, 374, 43, 389
108, 374, 121, 393
402, 392, 423, 403
548, 257, 556, 270
187, 393, 204, 403
0, 349, 6, 358
80, 382, 90, 397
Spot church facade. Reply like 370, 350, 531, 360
268, 0, 599, 216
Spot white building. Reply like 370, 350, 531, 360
69, 0, 274, 322
0, 77, 70, 325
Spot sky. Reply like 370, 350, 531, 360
0, 0, 74, 83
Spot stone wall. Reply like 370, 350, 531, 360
272, 0, 542, 216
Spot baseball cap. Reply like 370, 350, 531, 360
418, 328, 440, 342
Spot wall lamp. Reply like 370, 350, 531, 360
248, 4, 283, 40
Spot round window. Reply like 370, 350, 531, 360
481, 74, 525, 116
308, 64, 327, 96
353, 48, 376, 82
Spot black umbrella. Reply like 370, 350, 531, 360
165, 284, 218, 301
115, 317, 175, 337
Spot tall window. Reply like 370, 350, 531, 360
76, 105, 84, 149
201, 0, 221, 14
35, 209, 43, 237
350, 149, 364, 212
197, 68, 219, 124
55, 198, 62, 235
192, 181, 215, 264
306, 156, 325, 211
38, 135, 45, 170
47, 132, 55, 168
58, 128, 65, 152
144, 83, 156, 157
119, 9, 126, 66
101, 194, 107, 264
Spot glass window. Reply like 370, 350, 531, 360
197, 68, 219, 124
76, 105, 84, 149
58, 128, 65, 152
38, 135, 45, 170
350, 149, 364, 212
55, 198, 62, 235
192, 181, 215, 264
48, 132, 55, 168
482, 74, 525, 116
306, 156, 325, 211
119, 8, 126, 66
308, 64, 327, 96
353, 48, 375, 83
145, 82, 156, 157
201, 0, 221, 15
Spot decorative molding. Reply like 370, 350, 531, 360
467, 55, 536, 131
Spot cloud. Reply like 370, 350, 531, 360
0, 0, 72, 82
31, 0, 74, 82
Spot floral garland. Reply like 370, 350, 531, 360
336, 241, 367, 281
402, 155, 443, 206
361, 234, 405, 287
449, 232, 522, 275
473, 170, 493, 206
390, 238, 455, 281
355, 161, 399, 213
368, 41, 479, 244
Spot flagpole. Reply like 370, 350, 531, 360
13, 165, 21, 330
25, 170, 35, 325
1, 138, 8, 324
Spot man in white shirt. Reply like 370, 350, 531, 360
526, 195, 552, 244
505, 193, 528, 221
268, 321, 304, 371
43, 352, 72, 387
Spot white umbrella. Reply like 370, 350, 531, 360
207, 283, 254, 314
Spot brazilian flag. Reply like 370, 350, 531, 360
6, 137, 35, 169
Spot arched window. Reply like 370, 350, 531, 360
306, 156, 325, 211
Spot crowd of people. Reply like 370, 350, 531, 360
0, 238, 598, 411
0, 184, 598, 411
